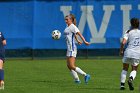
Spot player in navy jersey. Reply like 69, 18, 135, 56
0, 32, 6, 90
120, 18, 140, 90
64, 14, 90, 84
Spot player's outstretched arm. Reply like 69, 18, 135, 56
76, 32, 90, 45
74, 35, 82, 45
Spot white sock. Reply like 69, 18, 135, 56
129, 70, 137, 80
120, 70, 127, 83
75, 67, 86, 76
71, 70, 80, 81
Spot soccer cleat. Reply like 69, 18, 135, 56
0, 81, 4, 90
120, 86, 125, 90
84, 74, 90, 84
128, 79, 134, 90
120, 82, 125, 90
75, 80, 81, 84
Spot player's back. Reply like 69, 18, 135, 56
124, 29, 140, 59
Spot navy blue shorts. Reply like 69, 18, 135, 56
0, 53, 5, 63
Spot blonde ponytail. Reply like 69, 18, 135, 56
73, 18, 76, 26
69, 14, 76, 26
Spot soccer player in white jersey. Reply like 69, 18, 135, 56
64, 14, 90, 84
120, 18, 140, 90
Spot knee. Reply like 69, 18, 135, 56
67, 64, 76, 70
123, 64, 129, 71
132, 66, 138, 71
123, 68, 128, 71
71, 66, 76, 70
0, 62, 3, 69
67, 65, 71, 70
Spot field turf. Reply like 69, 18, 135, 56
1, 59, 140, 93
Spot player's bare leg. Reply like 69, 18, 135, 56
128, 65, 138, 90
67, 57, 80, 83
67, 57, 90, 84
0, 60, 4, 90
120, 63, 129, 90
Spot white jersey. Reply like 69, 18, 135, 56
64, 24, 80, 51
123, 29, 140, 59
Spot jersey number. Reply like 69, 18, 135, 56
133, 37, 140, 46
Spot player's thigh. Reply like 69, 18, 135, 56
123, 63, 129, 70
131, 65, 139, 71
67, 57, 76, 66
122, 57, 130, 70
0, 59, 3, 69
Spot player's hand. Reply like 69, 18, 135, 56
78, 41, 82, 45
84, 41, 90, 46
119, 50, 123, 56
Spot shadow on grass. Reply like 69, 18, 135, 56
31, 80, 47, 82
77, 87, 120, 91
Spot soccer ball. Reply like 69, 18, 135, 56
52, 30, 61, 40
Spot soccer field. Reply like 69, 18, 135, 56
1, 59, 140, 93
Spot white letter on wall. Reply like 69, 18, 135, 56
79, 5, 114, 43
121, 5, 132, 35
60, 6, 72, 17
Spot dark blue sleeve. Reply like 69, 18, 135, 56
1, 32, 5, 41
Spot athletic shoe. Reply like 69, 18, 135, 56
120, 86, 125, 90
120, 82, 125, 90
84, 74, 90, 84
75, 80, 81, 84
0, 81, 4, 90
128, 79, 134, 90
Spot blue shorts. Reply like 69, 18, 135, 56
0, 53, 5, 62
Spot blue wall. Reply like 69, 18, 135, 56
0, 0, 140, 49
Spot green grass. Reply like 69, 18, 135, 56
1, 59, 140, 93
